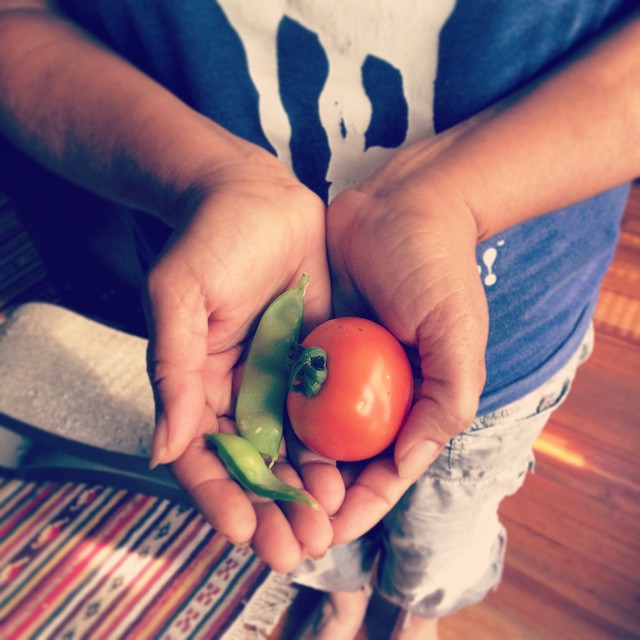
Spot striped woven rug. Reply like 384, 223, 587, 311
0, 193, 299, 639
0, 476, 297, 639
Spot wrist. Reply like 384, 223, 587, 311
163, 131, 301, 231
352, 138, 483, 247
121, 107, 270, 228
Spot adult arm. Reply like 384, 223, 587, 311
0, 0, 335, 571
328, 10, 640, 544
0, 0, 253, 220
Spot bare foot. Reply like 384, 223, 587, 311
390, 609, 439, 640
296, 587, 371, 640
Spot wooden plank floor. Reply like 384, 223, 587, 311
275, 184, 640, 640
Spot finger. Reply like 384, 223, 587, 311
145, 258, 209, 465
272, 462, 334, 559
393, 399, 453, 478
298, 461, 346, 517
172, 435, 258, 545
251, 502, 304, 573
330, 457, 415, 546
328, 263, 370, 319
394, 366, 485, 480
298, 262, 332, 332
325, 191, 374, 319
394, 283, 488, 478
284, 425, 346, 516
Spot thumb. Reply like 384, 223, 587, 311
394, 307, 488, 479
145, 260, 210, 467
394, 399, 467, 479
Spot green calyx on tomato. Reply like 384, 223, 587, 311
288, 345, 328, 396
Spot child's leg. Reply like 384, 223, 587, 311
390, 610, 439, 640
292, 536, 378, 639
296, 587, 371, 640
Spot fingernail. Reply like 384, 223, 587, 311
149, 418, 168, 469
397, 440, 442, 479
302, 546, 326, 561
149, 446, 167, 469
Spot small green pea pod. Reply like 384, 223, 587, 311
235, 273, 309, 462
206, 433, 317, 508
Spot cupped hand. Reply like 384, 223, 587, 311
143, 149, 335, 571
325, 156, 489, 545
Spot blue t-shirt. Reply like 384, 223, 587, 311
57, 0, 633, 413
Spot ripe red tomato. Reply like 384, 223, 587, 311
287, 317, 414, 462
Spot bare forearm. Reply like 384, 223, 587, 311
366, 12, 640, 240
0, 4, 252, 225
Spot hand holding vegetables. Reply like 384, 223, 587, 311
144, 149, 333, 572
325, 153, 489, 545
143, 122, 486, 569
208, 277, 414, 506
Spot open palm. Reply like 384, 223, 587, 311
144, 160, 336, 571
326, 177, 489, 545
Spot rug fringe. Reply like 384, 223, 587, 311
222, 570, 298, 639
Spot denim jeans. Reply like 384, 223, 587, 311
292, 325, 594, 618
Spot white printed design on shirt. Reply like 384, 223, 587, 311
217, 0, 455, 198
478, 240, 505, 287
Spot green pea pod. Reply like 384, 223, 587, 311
206, 433, 317, 508
235, 273, 309, 462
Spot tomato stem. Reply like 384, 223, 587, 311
288, 345, 328, 396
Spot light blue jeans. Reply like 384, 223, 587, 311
292, 326, 594, 618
